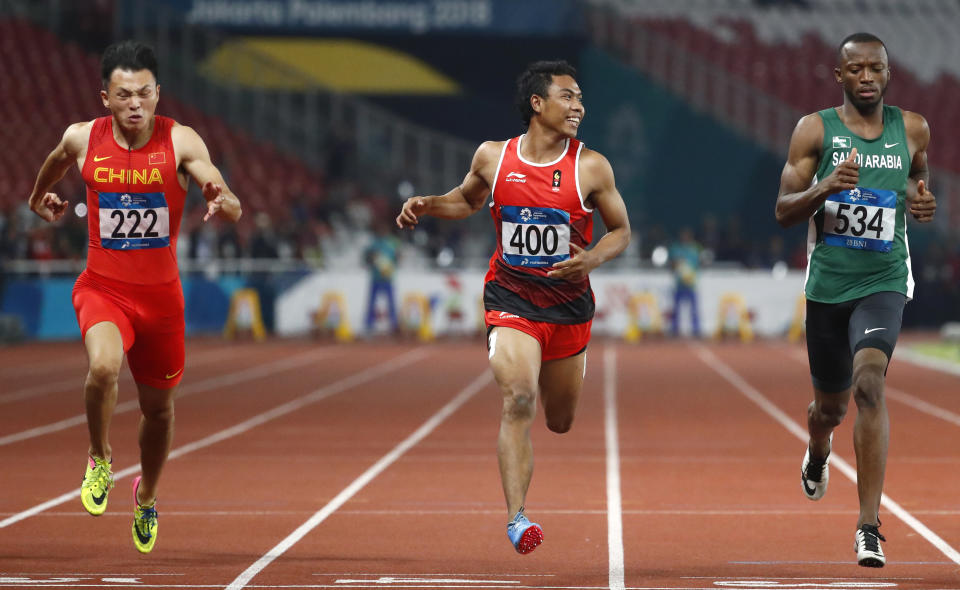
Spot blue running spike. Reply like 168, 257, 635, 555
507, 510, 543, 554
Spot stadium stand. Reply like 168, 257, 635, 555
0, 18, 322, 218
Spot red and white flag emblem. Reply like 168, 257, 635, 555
148, 152, 166, 165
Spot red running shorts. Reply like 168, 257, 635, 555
485, 310, 591, 361
72, 269, 185, 389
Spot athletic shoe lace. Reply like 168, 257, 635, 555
860, 525, 886, 553
136, 506, 158, 538
804, 456, 826, 483
84, 461, 114, 494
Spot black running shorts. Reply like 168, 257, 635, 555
805, 291, 907, 393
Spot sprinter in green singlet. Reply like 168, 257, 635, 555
775, 32, 936, 568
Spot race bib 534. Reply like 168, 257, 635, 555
823, 187, 896, 253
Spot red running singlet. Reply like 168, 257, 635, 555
483, 134, 595, 324
80, 116, 187, 284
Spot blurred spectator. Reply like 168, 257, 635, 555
669, 227, 702, 338
364, 222, 400, 335
249, 212, 279, 259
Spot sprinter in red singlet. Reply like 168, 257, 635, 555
27, 41, 241, 553
396, 60, 630, 554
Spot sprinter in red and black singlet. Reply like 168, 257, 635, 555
397, 60, 630, 555
484, 133, 594, 328
28, 41, 241, 553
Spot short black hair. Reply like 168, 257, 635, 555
837, 32, 887, 61
515, 60, 577, 127
100, 40, 158, 89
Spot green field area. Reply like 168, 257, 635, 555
907, 341, 960, 363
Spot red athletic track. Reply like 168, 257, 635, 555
2, 336, 959, 590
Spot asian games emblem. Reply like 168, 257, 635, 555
519, 208, 532, 222
120, 194, 132, 207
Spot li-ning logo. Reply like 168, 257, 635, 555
519, 208, 533, 222
505, 171, 527, 183
552, 169, 561, 192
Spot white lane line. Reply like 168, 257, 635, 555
884, 387, 960, 428
334, 579, 519, 585
224, 369, 494, 590
0, 348, 339, 446
0, 585, 636, 589
782, 346, 960, 432
897, 348, 960, 377
315, 574, 556, 577
0, 345, 264, 404
694, 344, 960, 566
0, 349, 428, 529
604, 346, 625, 590
1, 508, 879, 518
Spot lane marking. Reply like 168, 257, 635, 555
334, 576, 520, 586
0, 348, 341, 447
695, 344, 960, 566
0, 349, 428, 529
713, 582, 896, 588
316, 574, 555, 578
4, 508, 897, 518
604, 345, 625, 590
0, 345, 259, 405
897, 348, 960, 377
783, 346, 960, 430
884, 387, 960, 428
225, 370, 494, 590
0, 585, 734, 589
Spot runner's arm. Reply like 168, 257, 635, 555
903, 110, 935, 223
28, 122, 88, 222
175, 125, 242, 222
396, 142, 497, 228
547, 150, 630, 281
775, 114, 855, 228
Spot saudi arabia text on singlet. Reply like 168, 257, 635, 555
484, 134, 595, 324
806, 105, 913, 303
81, 116, 187, 285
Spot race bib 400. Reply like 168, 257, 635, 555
98, 192, 170, 250
500, 205, 570, 267
823, 187, 896, 253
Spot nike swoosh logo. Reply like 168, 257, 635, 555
883, 143, 899, 149
165, 368, 183, 380
864, 328, 887, 334
91, 491, 106, 505
93, 155, 111, 162
134, 524, 154, 544
802, 478, 818, 496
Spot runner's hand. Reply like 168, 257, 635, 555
547, 243, 595, 282
32, 193, 68, 222
202, 182, 224, 221
909, 179, 936, 223
396, 197, 428, 229
823, 147, 859, 194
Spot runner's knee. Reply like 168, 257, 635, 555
812, 399, 846, 427
852, 368, 885, 409
546, 414, 573, 434
140, 395, 175, 422
501, 387, 537, 423
85, 360, 120, 393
